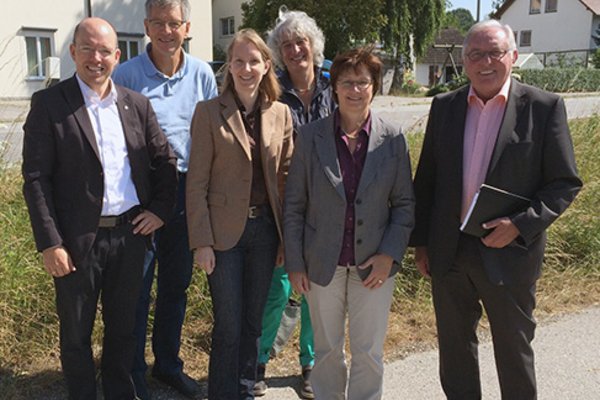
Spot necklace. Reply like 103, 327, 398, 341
294, 82, 315, 94
341, 128, 360, 140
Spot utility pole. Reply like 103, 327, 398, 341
477, 0, 481, 21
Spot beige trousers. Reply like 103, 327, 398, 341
305, 266, 395, 400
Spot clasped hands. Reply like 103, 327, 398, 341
289, 253, 394, 295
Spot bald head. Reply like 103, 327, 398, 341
70, 17, 121, 97
72, 17, 118, 48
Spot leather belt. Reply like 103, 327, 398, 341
248, 205, 271, 219
98, 206, 142, 228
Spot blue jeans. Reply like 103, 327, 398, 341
133, 175, 194, 377
207, 213, 279, 400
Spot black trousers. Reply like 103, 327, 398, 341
431, 233, 537, 400
54, 223, 147, 400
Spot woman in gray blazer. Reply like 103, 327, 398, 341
283, 47, 415, 400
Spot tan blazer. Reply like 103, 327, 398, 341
186, 89, 293, 251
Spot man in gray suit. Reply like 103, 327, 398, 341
410, 20, 582, 399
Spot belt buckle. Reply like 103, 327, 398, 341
248, 206, 258, 219
98, 216, 118, 228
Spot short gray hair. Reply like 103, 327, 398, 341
267, 8, 325, 70
462, 19, 517, 58
145, 0, 190, 21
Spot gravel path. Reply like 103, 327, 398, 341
260, 306, 600, 399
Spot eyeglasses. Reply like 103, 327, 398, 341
337, 80, 373, 91
76, 45, 117, 58
466, 50, 509, 62
148, 19, 186, 31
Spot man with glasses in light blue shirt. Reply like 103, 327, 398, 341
112, 0, 217, 398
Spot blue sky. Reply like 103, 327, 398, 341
448, 0, 496, 21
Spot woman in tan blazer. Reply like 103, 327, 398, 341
186, 29, 293, 399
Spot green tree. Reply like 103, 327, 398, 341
380, 0, 445, 90
241, 0, 445, 92
445, 8, 475, 33
241, 0, 385, 60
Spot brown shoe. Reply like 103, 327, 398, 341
300, 366, 314, 399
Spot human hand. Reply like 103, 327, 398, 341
276, 244, 285, 267
289, 271, 310, 294
414, 246, 431, 279
42, 246, 76, 277
194, 246, 216, 275
132, 210, 164, 235
481, 217, 520, 248
359, 253, 394, 289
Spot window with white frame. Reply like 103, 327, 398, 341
118, 35, 143, 63
221, 17, 235, 36
521, 30, 532, 47
22, 29, 55, 79
529, 0, 541, 14
545, 0, 558, 12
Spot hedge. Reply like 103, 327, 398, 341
517, 68, 600, 93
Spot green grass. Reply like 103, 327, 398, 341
1, 116, 599, 397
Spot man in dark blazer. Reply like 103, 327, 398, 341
22, 18, 177, 400
410, 20, 582, 399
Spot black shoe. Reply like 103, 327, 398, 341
132, 371, 151, 400
253, 363, 267, 397
300, 366, 314, 399
152, 371, 201, 399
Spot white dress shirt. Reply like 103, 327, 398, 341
76, 75, 140, 216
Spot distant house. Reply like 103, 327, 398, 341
212, 0, 244, 58
0, 0, 213, 99
493, 0, 600, 66
415, 28, 464, 87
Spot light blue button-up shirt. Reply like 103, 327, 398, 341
113, 45, 218, 172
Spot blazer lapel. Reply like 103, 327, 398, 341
487, 79, 526, 176
356, 114, 386, 196
259, 102, 276, 185
449, 87, 469, 193
221, 91, 252, 160
63, 76, 101, 161
115, 88, 140, 156
315, 116, 346, 200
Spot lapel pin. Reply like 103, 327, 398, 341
124, 105, 129, 110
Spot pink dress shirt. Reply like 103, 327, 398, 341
461, 78, 511, 221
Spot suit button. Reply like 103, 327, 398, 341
357, 219, 363, 226
356, 198, 362, 205
357, 239, 362, 245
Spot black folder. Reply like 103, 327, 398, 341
460, 184, 531, 237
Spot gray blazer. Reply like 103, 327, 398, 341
284, 112, 415, 286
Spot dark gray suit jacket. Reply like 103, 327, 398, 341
410, 79, 582, 285
284, 112, 415, 286
22, 76, 177, 267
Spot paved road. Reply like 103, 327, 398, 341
261, 306, 600, 399
3, 94, 600, 166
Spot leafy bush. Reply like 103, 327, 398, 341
426, 73, 469, 96
519, 68, 600, 92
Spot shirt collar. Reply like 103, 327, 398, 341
334, 109, 372, 137
76, 74, 118, 106
142, 43, 188, 79
468, 76, 511, 106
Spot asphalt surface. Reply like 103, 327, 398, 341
3, 93, 600, 166
260, 306, 600, 399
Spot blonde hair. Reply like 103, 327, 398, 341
222, 28, 281, 103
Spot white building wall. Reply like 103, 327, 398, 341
499, 0, 594, 53
212, 0, 243, 56
415, 64, 431, 86
0, 0, 213, 99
